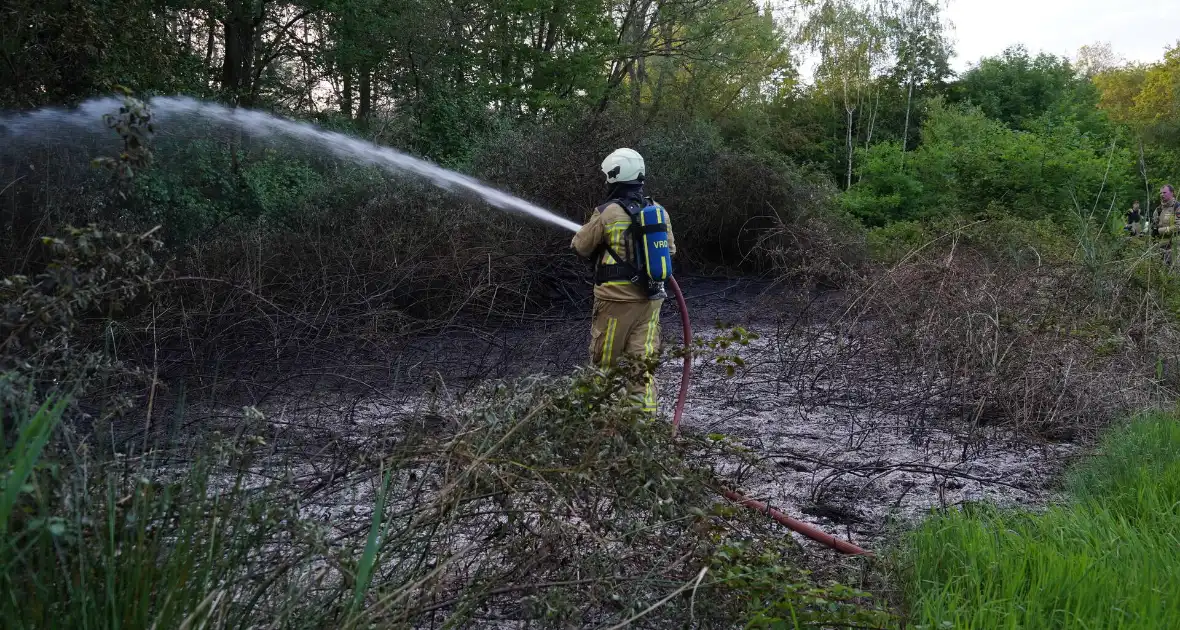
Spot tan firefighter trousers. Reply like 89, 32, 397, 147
589, 298, 663, 412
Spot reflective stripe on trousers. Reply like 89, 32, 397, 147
589, 298, 663, 412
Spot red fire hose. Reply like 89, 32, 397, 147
719, 489, 869, 555
668, 277, 692, 438
667, 277, 870, 556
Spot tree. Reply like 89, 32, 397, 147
214, 0, 321, 106
638, 0, 789, 120
1131, 44, 1180, 128
1092, 43, 1180, 203
889, 0, 951, 153
843, 100, 1132, 225
954, 45, 1092, 129
1075, 41, 1123, 79
805, 0, 892, 189
0, 0, 206, 108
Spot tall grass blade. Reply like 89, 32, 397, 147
1, 398, 67, 534
350, 465, 393, 615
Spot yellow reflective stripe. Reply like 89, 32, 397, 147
602, 224, 628, 265
600, 280, 633, 286
645, 308, 659, 410
643, 372, 656, 410
644, 308, 658, 358
642, 207, 669, 280
641, 208, 653, 276
658, 208, 669, 279
603, 317, 618, 366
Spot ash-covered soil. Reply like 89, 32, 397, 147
187, 276, 1080, 550
653, 278, 1077, 549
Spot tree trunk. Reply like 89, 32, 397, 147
842, 75, 855, 190
342, 66, 353, 119
245, 8, 265, 107
542, 0, 562, 52
204, 13, 215, 73
629, 64, 640, 109
358, 69, 372, 125
221, 0, 260, 105
180, 14, 194, 54
646, 12, 673, 123
901, 76, 914, 156
1139, 136, 1152, 218
864, 87, 880, 149
845, 105, 854, 190
408, 50, 421, 98
221, 3, 244, 100
500, 14, 513, 111
302, 22, 314, 112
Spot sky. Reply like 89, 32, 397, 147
944, 0, 1178, 71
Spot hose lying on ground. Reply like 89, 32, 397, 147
667, 277, 870, 556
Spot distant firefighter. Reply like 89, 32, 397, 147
1126, 200, 1142, 236
1152, 185, 1179, 266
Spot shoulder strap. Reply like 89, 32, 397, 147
616, 197, 644, 215
592, 198, 644, 284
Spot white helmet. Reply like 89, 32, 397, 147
601, 148, 645, 184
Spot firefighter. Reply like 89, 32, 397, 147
1153, 184, 1179, 267
1126, 200, 1142, 236
571, 148, 676, 413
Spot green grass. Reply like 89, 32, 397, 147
901, 414, 1180, 629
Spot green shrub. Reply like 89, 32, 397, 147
865, 220, 928, 263
844, 99, 1134, 226
0, 225, 160, 421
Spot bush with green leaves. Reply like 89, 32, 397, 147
843, 99, 1134, 226
950, 45, 1107, 133
0, 225, 161, 422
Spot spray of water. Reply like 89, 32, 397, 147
0, 96, 582, 233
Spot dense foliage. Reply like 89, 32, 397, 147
3, 2, 1175, 245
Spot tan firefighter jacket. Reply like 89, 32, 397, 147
1155, 198, 1180, 238
571, 200, 677, 302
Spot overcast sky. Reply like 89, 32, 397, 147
945, 0, 1178, 71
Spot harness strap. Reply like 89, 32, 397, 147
591, 196, 651, 286
594, 241, 642, 284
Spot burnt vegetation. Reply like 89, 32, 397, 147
3, 0, 1180, 626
